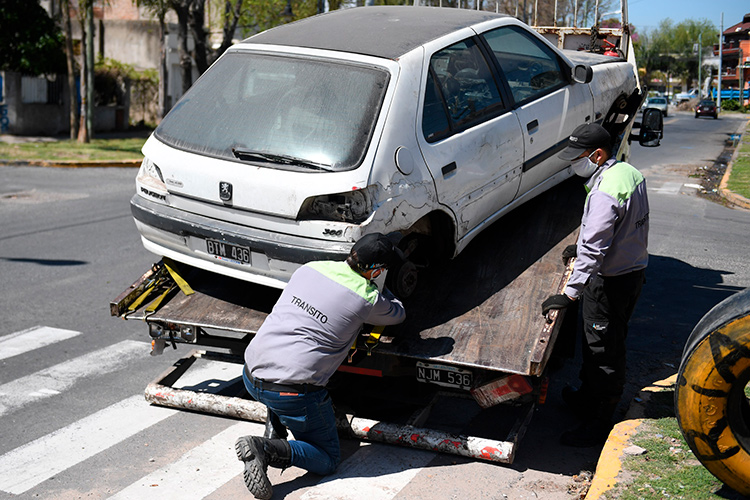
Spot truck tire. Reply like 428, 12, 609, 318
675, 288, 750, 496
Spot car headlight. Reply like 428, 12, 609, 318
297, 188, 372, 224
136, 157, 169, 204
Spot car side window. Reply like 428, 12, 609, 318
482, 26, 566, 104
422, 38, 505, 142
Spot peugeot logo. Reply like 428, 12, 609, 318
219, 182, 233, 202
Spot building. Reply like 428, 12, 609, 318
714, 13, 750, 105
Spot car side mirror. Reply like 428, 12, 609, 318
571, 64, 593, 84
638, 108, 663, 147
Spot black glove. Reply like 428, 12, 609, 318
561, 244, 577, 263
542, 294, 574, 315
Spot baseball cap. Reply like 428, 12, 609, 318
558, 123, 611, 161
350, 233, 404, 270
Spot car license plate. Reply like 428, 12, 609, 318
416, 361, 472, 390
206, 239, 251, 265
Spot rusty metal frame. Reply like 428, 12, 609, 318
144, 350, 535, 464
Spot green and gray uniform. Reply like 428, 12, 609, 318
565, 158, 649, 299
567, 158, 649, 405
245, 261, 406, 386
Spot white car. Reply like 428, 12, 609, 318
643, 96, 668, 116
132, 6, 655, 294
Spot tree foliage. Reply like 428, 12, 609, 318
0, 0, 67, 75
634, 18, 718, 89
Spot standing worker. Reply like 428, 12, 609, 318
542, 123, 649, 448
235, 233, 406, 499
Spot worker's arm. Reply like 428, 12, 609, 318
366, 288, 406, 325
563, 190, 620, 299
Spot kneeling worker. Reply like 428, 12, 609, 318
236, 233, 407, 499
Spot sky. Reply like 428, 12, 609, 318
627, 0, 749, 33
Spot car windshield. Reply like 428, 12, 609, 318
650, 98, 667, 104
155, 51, 390, 172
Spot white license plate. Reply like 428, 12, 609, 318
206, 239, 251, 265
416, 361, 473, 390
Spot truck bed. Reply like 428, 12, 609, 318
113, 177, 585, 377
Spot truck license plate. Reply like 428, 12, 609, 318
416, 361, 472, 390
206, 239, 251, 265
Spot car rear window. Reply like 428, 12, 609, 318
155, 51, 390, 172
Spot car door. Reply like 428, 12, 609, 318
417, 36, 524, 239
481, 25, 592, 198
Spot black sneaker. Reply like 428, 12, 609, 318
235, 436, 273, 500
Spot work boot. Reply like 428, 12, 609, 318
264, 412, 288, 440
235, 436, 292, 500
560, 396, 619, 448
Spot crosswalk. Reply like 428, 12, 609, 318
0, 326, 437, 499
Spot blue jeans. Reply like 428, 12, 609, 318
242, 370, 341, 475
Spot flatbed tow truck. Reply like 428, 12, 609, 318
111, 176, 583, 464
110, 6, 659, 464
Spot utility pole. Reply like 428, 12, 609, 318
718, 13, 723, 108
698, 33, 702, 98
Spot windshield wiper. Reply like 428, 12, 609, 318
231, 148, 333, 171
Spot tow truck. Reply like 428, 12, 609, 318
111, 4, 664, 464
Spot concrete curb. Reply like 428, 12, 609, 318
718, 118, 750, 210
0, 159, 141, 168
584, 374, 678, 499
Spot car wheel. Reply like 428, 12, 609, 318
385, 258, 418, 299
675, 287, 750, 496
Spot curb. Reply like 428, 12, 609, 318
718, 118, 750, 210
584, 374, 678, 499
0, 159, 142, 168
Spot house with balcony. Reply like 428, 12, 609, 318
713, 13, 750, 104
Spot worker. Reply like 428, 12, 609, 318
542, 123, 649, 448
235, 232, 407, 499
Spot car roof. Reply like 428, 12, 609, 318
243, 6, 509, 60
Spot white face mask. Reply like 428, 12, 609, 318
570, 151, 599, 178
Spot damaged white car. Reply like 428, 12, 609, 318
132, 6, 657, 294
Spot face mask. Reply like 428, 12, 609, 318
570, 151, 599, 178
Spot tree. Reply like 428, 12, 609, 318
0, 0, 66, 75
61, 0, 80, 139
634, 18, 717, 92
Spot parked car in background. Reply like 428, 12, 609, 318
131, 6, 660, 293
695, 99, 718, 119
674, 88, 699, 104
643, 96, 668, 116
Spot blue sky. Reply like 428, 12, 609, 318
627, 0, 748, 33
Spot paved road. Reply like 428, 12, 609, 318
0, 111, 748, 500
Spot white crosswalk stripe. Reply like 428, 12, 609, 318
300, 444, 435, 500
0, 395, 176, 495
0, 339, 148, 416
108, 421, 264, 500
0, 326, 81, 361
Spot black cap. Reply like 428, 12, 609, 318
558, 123, 611, 161
349, 233, 404, 270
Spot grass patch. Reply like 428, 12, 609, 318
613, 418, 739, 500
727, 130, 750, 199
0, 137, 147, 162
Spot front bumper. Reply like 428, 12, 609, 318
131, 195, 352, 288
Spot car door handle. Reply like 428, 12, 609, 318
441, 162, 457, 177
527, 120, 539, 132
